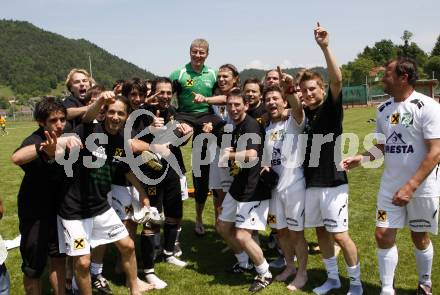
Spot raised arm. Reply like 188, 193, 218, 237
315, 22, 342, 100
82, 91, 115, 123
277, 66, 304, 125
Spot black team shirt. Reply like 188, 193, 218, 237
62, 95, 86, 131
303, 90, 348, 188
135, 104, 186, 177
16, 127, 67, 219
59, 122, 127, 219
228, 114, 271, 202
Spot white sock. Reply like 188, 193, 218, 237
235, 251, 249, 268
377, 246, 398, 292
323, 256, 339, 280
346, 263, 361, 285
415, 241, 433, 286
255, 260, 271, 277
90, 262, 103, 276
144, 268, 155, 274
176, 227, 182, 243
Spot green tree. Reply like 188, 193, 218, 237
401, 30, 413, 46
345, 57, 375, 85
358, 39, 397, 65
424, 56, 440, 80
431, 34, 440, 56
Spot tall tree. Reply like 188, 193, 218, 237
424, 56, 440, 80
431, 34, 440, 56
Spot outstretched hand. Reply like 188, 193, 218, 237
314, 21, 329, 48
192, 92, 207, 103
40, 130, 58, 158
277, 66, 294, 90
98, 91, 116, 105
339, 155, 363, 172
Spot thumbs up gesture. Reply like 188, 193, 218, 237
152, 110, 165, 128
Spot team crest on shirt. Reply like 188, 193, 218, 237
267, 214, 277, 224
400, 112, 413, 127
270, 130, 285, 141
385, 131, 414, 154
186, 79, 194, 87
377, 210, 387, 222
390, 113, 400, 125
125, 205, 133, 214
114, 148, 124, 157
229, 161, 241, 176
147, 187, 157, 196
73, 238, 85, 250
92, 146, 107, 160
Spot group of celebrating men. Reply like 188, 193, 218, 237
8, 22, 440, 295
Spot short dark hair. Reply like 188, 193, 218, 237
243, 78, 263, 94
151, 77, 173, 95
263, 85, 284, 101
219, 64, 240, 87
103, 95, 132, 114
386, 58, 418, 86
112, 79, 125, 90
226, 87, 249, 104
34, 96, 67, 122
122, 78, 148, 98
84, 85, 105, 105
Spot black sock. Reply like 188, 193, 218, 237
163, 223, 178, 255
141, 234, 156, 270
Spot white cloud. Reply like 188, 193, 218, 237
280, 59, 293, 69
245, 59, 267, 69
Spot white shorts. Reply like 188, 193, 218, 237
218, 193, 269, 231
377, 195, 439, 234
109, 185, 140, 221
305, 184, 349, 233
209, 152, 233, 192
268, 181, 306, 231
57, 208, 128, 256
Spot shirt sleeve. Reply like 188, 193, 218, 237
62, 97, 79, 109
422, 99, 440, 140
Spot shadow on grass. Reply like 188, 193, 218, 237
38, 218, 416, 294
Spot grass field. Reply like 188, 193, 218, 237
0, 107, 438, 294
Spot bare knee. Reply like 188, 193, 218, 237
74, 255, 91, 274
411, 231, 430, 250
332, 231, 351, 246
116, 236, 135, 255
216, 220, 230, 237
375, 228, 396, 249
235, 228, 251, 246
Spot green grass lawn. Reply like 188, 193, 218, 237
0, 107, 438, 294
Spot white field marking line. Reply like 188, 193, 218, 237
3, 126, 35, 130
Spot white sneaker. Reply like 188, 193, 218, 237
165, 255, 188, 267
145, 273, 167, 289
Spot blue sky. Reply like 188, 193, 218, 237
1, 0, 439, 76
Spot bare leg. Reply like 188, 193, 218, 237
49, 256, 66, 295
73, 254, 92, 295
216, 220, 242, 254
287, 230, 308, 291
274, 228, 296, 282
23, 276, 41, 295
115, 236, 154, 295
